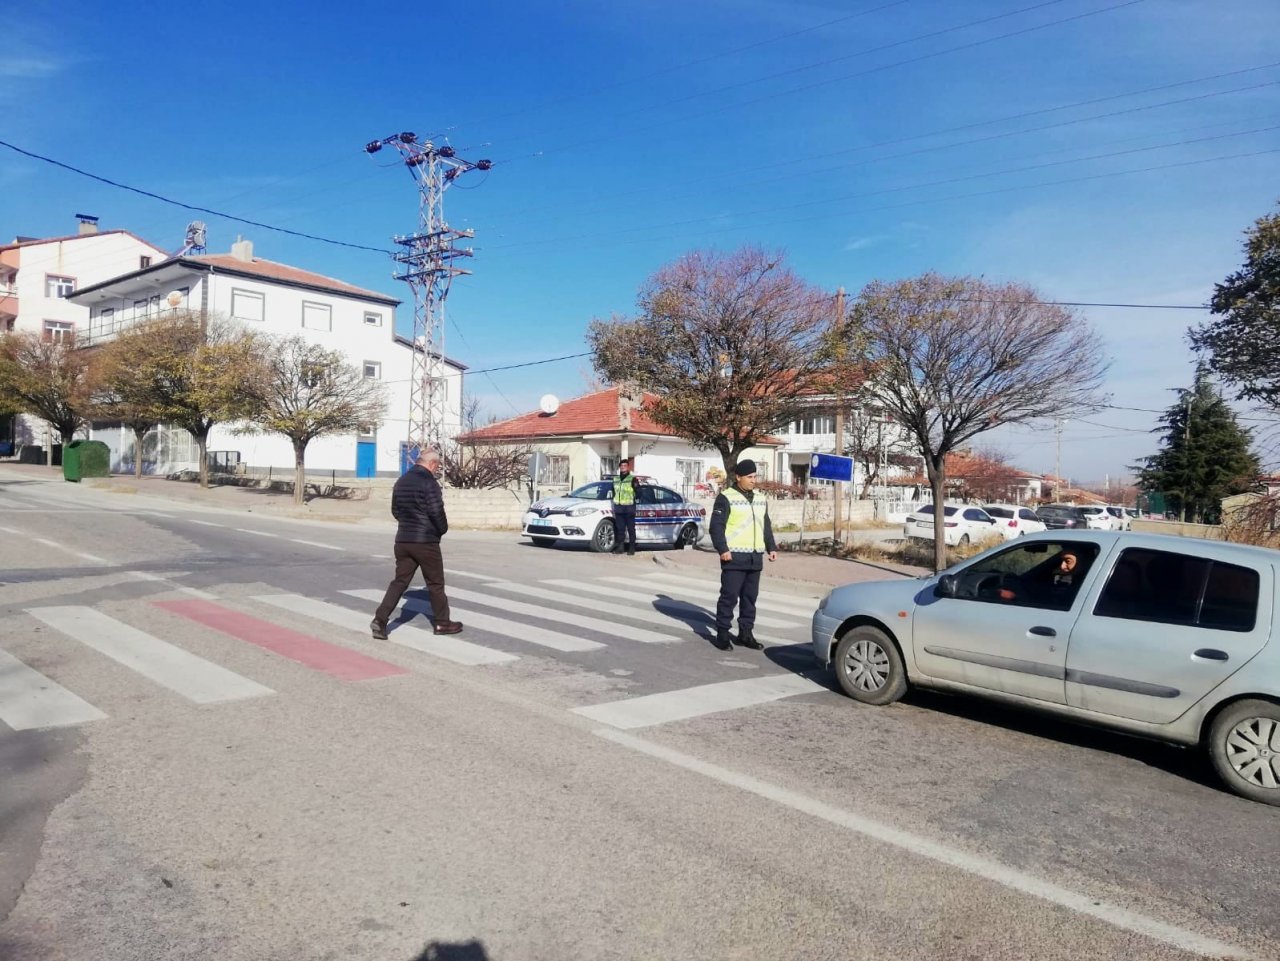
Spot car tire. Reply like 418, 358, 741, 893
674, 522, 699, 549
589, 520, 616, 553
958, 533, 970, 546
832, 626, 908, 706
1207, 699, 1280, 806
531, 536, 556, 548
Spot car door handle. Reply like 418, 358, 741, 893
1193, 648, 1229, 662
1028, 626, 1056, 637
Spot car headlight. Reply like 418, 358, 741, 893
568, 505, 599, 517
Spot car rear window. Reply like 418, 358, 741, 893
1093, 548, 1260, 632
986, 507, 1014, 519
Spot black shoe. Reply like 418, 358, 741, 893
612, 546, 625, 554
433, 620, 464, 635
626, 548, 636, 556
370, 619, 388, 640
737, 630, 763, 650
713, 630, 734, 651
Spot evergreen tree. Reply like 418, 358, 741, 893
1133, 366, 1258, 523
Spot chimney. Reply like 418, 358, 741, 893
230, 237, 254, 262
75, 213, 99, 235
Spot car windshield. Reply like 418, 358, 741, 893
569, 482, 613, 500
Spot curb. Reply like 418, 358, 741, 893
650, 550, 834, 596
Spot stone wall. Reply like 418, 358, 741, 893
1130, 518, 1224, 540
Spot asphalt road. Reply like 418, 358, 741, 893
0, 468, 1276, 961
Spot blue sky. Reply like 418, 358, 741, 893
3, 0, 1278, 485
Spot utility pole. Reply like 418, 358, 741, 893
365, 132, 492, 455
1054, 417, 1067, 500
831, 287, 846, 543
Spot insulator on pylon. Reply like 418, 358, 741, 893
405, 154, 425, 167
476, 159, 493, 171
444, 168, 459, 181
364, 141, 383, 154
400, 132, 417, 143
438, 146, 456, 158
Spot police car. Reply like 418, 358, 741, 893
522, 480, 707, 551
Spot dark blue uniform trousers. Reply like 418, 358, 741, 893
612, 504, 637, 550
716, 567, 761, 633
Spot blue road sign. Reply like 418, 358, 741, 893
809, 452, 854, 482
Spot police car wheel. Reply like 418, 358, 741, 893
589, 520, 615, 553
675, 523, 698, 548
531, 536, 556, 548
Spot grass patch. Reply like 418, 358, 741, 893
785, 533, 1000, 571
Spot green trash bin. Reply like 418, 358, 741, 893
62, 441, 82, 482
62, 440, 111, 482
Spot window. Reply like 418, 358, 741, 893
140, 256, 152, 269
231, 289, 265, 322
1019, 508, 1040, 521
1093, 548, 1259, 632
45, 275, 75, 298
599, 456, 619, 478
358, 424, 376, 439
945, 541, 1101, 610
652, 487, 682, 505
302, 301, 332, 331
363, 361, 381, 380
544, 455, 570, 485
794, 415, 835, 435
364, 311, 382, 327
962, 508, 992, 522
43, 320, 74, 343
570, 482, 613, 500
675, 458, 703, 490
4, 318, 15, 332
986, 507, 1015, 519
428, 376, 448, 401
134, 298, 150, 317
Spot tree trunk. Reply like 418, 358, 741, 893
133, 425, 147, 479
925, 452, 947, 573
293, 439, 308, 505
195, 430, 210, 489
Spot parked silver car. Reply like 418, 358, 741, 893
812, 531, 1280, 805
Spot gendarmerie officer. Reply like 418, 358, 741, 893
611, 458, 639, 555
708, 459, 777, 651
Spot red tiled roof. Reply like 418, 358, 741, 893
188, 255, 398, 304
460, 387, 785, 445
1, 229, 166, 254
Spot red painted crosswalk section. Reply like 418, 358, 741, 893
153, 599, 408, 682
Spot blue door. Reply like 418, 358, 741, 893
356, 440, 377, 478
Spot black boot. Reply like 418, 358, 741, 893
713, 629, 734, 651
737, 628, 763, 650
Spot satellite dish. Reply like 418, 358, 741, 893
539, 394, 560, 415
166, 290, 184, 308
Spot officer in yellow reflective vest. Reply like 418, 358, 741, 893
708, 459, 777, 650
610, 458, 639, 555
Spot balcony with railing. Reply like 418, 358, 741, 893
0, 282, 17, 321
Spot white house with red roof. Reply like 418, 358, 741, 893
0, 216, 169, 455
67, 238, 465, 477
459, 386, 784, 496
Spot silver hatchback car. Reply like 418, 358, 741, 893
812, 531, 1280, 805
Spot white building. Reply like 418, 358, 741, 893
0, 216, 168, 456
67, 238, 466, 477
776, 398, 919, 496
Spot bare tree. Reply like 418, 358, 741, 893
246, 336, 388, 505
442, 397, 533, 489
590, 246, 834, 475
98, 311, 262, 488
843, 274, 1106, 570
0, 331, 97, 458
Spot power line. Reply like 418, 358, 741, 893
0, 138, 392, 255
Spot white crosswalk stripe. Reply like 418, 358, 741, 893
573, 675, 826, 729
450, 584, 683, 644
340, 589, 603, 653
544, 579, 803, 631
254, 594, 519, 665
0, 647, 108, 730
445, 568, 502, 582
27, 607, 274, 704
626, 573, 821, 618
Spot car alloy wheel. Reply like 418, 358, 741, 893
1208, 699, 1280, 805
589, 520, 616, 553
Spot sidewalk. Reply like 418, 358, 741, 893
653, 543, 926, 593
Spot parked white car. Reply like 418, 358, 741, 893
1106, 506, 1131, 530
1078, 505, 1115, 530
812, 531, 1280, 806
982, 503, 1048, 540
904, 504, 1001, 547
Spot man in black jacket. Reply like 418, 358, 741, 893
371, 448, 462, 638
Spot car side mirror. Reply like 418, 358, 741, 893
935, 574, 958, 598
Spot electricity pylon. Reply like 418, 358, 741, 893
365, 132, 491, 454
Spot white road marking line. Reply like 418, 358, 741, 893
141, 512, 174, 519
596, 728, 1256, 961
30, 537, 110, 565
341, 589, 604, 653
0, 647, 108, 730
575, 675, 824, 729
254, 594, 518, 666
27, 607, 273, 704
187, 519, 221, 527
0, 525, 21, 533
289, 538, 344, 551
545, 579, 801, 630
235, 528, 279, 538
448, 584, 680, 644
127, 571, 217, 600
445, 568, 503, 582
370, 554, 392, 559
639, 571, 824, 614
626, 574, 820, 618
72, 550, 110, 564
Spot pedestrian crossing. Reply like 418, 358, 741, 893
2, 567, 828, 734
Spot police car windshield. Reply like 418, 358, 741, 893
569, 482, 613, 500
